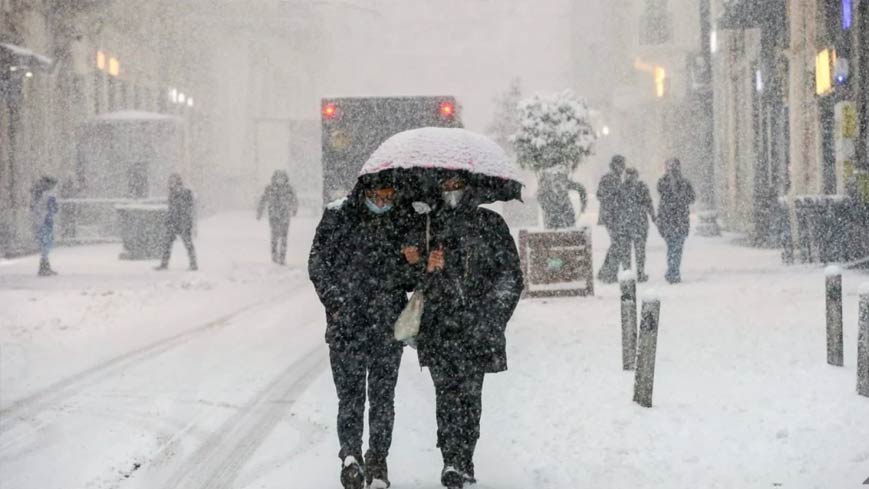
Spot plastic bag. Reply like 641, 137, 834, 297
395, 290, 424, 343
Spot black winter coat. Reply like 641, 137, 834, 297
257, 183, 298, 225
621, 180, 655, 236
596, 171, 622, 227
656, 173, 695, 239
416, 206, 523, 373
308, 189, 417, 351
167, 187, 194, 232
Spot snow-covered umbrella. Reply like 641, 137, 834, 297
358, 127, 523, 205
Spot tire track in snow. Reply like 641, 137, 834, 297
0, 287, 302, 438
157, 344, 327, 489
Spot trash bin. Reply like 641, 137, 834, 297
115, 203, 168, 260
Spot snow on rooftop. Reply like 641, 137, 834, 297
359, 127, 522, 181
1, 42, 53, 65
860, 282, 869, 297
824, 265, 842, 277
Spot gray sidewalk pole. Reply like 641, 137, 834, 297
825, 266, 844, 367
619, 271, 638, 370
633, 295, 661, 408
858, 284, 869, 398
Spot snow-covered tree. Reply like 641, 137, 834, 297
486, 78, 523, 158
510, 90, 596, 172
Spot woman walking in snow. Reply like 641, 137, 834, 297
31, 176, 60, 276
621, 167, 655, 282
412, 170, 523, 489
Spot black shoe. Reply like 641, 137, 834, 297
637, 273, 649, 283
155, 264, 168, 271
364, 451, 390, 488
189, 263, 198, 271
38, 259, 57, 276
340, 455, 365, 489
441, 465, 464, 488
461, 460, 476, 484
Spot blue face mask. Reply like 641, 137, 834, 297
365, 198, 393, 215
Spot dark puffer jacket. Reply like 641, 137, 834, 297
257, 182, 298, 225
308, 184, 418, 351
167, 186, 195, 232
416, 205, 523, 373
620, 179, 655, 237
656, 173, 696, 239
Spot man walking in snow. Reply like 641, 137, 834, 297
596, 155, 629, 283
308, 172, 416, 489
155, 174, 197, 271
411, 171, 523, 489
656, 158, 695, 283
621, 168, 655, 282
256, 170, 298, 265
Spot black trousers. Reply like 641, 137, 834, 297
626, 232, 648, 277
430, 363, 485, 471
598, 226, 630, 281
330, 344, 403, 461
160, 227, 196, 267
269, 219, 289, 264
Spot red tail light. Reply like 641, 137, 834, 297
439, 101, 455, 117
322, 102, 338, 119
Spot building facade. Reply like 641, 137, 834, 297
711, 0, 868, 252
0, 0, 211, 255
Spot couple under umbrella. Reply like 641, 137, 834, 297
308, 128, 524, 489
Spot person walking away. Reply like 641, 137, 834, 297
155, 174, 197, 271
31, 176, 59, 276
257, 170, 298, 265
537, 168, 588, 229
308, 173, 417, 489
596, 155, 629, 282
621, 168, 655, 282
413, 171, 523, 489
656, 158, 695, 283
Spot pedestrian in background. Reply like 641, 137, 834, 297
31, 176, 59, 276
257, 170, 298, 265
656, 158, 695, 283
620, 168, 655, 282
155, 173, 197, 271
596, 155, 629, 283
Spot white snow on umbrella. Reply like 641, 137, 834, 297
359, 127, 522, 182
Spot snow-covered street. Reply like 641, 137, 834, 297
1, 212, 867, 489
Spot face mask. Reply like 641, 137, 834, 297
365, 197, 393, 215
442, 190, 465, 209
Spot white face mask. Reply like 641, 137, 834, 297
442, 189, 465, 209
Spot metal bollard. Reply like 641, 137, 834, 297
858, 283, 869, 398
619, 270, 638, 370
633, 293, 661, 408
825, 266, 844, 367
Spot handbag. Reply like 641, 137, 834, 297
394, 212, 430, 344
394, 289, 424, 343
